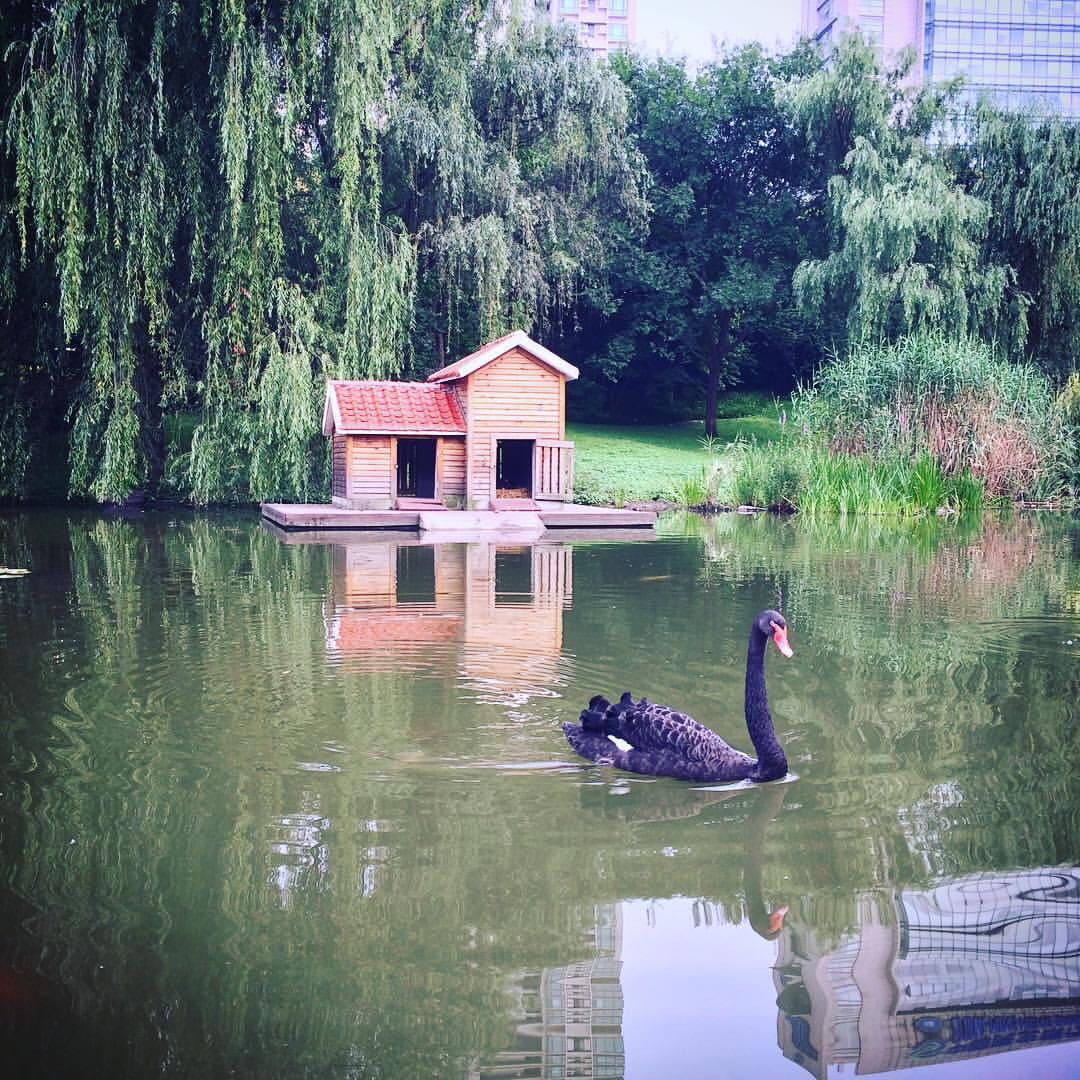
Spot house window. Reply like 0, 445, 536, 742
861, 15, 884, 45
609, 0, 628, 11
560, 0, 579, 12
608, 22, 628, 41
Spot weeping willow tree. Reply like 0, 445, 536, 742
953, 104, 1080, 380
2, 1, 640, 503
788, 35, 1020, 351
384, 5, 647, 368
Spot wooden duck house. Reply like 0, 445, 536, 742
322, 331, 578, 511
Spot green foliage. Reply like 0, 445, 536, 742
1, 9, 1074, 508
674, 469, 709, 509
726, 440, 985, 517
0, 400, 30, 501
1, 2, 640, 504
714, 391, 776, 421
729, 443, 800, 511
569, 43, 823, 427
792, 333, 1068, 500
789, 35, 1017, 350
387, 10, 646, 367
1057, 374, 1080, 498
1061, 373, 1080, 425
954, 105, 1080, 378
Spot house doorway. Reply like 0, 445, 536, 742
495, 439, 534, 498
397, 439, 436, 499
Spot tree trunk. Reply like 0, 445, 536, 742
434, 326, 445, 369
703, 325, 730, 439
704, 351, 722, 439
137, 349, 165, 497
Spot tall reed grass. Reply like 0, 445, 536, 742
791, 333, 1069, 501
719, 440, 984, 516
1059, 374, 1080, 498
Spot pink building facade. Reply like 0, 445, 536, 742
801, 0, 923, 64
548, 0, 637, 60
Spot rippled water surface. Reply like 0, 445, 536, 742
1, 509, 1078, 1078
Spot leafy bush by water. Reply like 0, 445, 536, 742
792, 333, 1069, 500
1058, 374, 1080, 498
725, 441, 984, 517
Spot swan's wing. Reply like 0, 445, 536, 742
564, 721, 744, 782
620, 703, 742, 765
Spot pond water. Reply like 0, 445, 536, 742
1, 509, 1078, 1079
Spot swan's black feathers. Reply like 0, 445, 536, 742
564, 609, 791, 784
565, 694, 754, 781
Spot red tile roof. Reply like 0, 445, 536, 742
325, 381, 466, 435
328, 611, 463, 650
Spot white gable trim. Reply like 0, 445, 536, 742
321, 382, 344, 436
432, 329, 579, 382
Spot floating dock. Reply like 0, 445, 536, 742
260, 501, 656, 535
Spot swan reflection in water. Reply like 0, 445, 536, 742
475, 784, 790, 1079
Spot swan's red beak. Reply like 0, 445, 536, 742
768, 904, 789, 935
771, 622, 793, 658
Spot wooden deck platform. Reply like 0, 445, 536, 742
260, 501, 656, 534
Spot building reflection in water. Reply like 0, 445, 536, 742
469, 904, 625, 1080
266, 536, 576, 909
776, 867, 1080, 1076
324, 538, 572, 706
478, 866, 1079, 1079
270, 530, 1079, 1075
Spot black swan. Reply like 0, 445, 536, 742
562, 609, 793, 783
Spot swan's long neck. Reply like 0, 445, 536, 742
745, 628, 787, 776
744, 786, 787, 939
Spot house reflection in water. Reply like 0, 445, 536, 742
324, 539, 572, 705
469, 904, 625, 1080
776, 867, 1080, 1076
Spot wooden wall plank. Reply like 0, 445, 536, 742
438, 437, 467, 500
347, 436, 393, 498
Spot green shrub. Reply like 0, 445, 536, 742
675, 470, 709, 508
1060, 373, 1080, 424
715, 391, 775, 421
729, 441, 985, 517
792, 333, 1068, 500
725, 440, 803, 510
1058, 374, 1080, 498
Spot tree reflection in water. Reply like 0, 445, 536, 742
0, 510, 1077, 1078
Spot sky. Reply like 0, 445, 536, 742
635, 0, 804, 63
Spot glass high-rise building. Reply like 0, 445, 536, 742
801, 1, 1080, 119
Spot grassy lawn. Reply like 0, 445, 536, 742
569, 406, 783, 506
